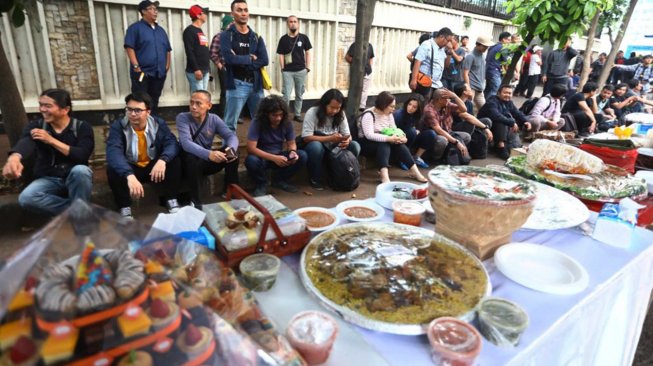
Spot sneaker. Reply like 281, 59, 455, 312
310, 179, 325, 191
414, 157, 429, 169
166, 199, 180, 213
399, 162, 409, 171
272, 180, 299, 193
253, 185, 267, 197
495, 145, 510, 160
119, 207, 133, 219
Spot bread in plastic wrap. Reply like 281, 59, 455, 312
526, 139, 604, 174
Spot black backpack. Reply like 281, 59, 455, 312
560, 113, 578, 134
326, 146, 360, 191
468, 129, 488, 159
440, 140, 471, 166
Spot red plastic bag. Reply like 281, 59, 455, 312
579, 143, 638, 173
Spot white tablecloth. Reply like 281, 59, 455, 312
256, 207, 653, 366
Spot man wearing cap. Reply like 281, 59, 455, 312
209, 15, 234, 117
525, 46, 543, 99
183, 5, 210, 94
462, 35, 493, 112
614, 54, 653, 95
277, 15, 312, 122
541, 38, 577, 96
124, 0, 171, 115
220, 0, 269, 132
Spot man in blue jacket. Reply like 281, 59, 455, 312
477, 85, 531, 160
124, 0, 171, 115
106, 92, 181, 218
220, 0, 269, 131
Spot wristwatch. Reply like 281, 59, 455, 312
132, 64, 139, 70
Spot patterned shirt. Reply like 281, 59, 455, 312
421, 102, 459, 132
209, 31, 224, 66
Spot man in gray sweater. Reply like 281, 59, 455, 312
176, 90, 240, 208
541, 38, 578, 96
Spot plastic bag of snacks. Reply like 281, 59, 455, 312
0, 200, 305, 366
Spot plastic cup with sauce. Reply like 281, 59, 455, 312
393, 200, 425, 226
427, 317, 482, 366
477, 297, 529, 347
286, 311, 339, 365
239, 253, 281, 292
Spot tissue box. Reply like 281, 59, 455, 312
592, 203, 635, 248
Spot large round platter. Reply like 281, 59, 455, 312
495, 243, 589, 295
299, 223, 491, 335
522, 181, 590, 230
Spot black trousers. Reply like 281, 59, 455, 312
107, 156, 181, 208
571, 111, 605, 133
130, 72, 167, 115
216, 68, 227, 118
183, 152, 238, 205
526, 74, 540, 98
360, 138, 414, 169
542, 76, 567, 96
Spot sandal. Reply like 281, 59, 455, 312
408, 173, 428, 183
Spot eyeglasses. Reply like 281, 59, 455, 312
125, 107, 147, 114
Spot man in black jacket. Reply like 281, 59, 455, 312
2, 89, 95, 215
542, 38, 578, 96
477, 85, 530, 159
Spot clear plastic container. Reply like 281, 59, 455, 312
427, 317, 482, 366
477, 297, 529, 347
286, 311, 338, 365
392, 200, 425, 226
239, 254, 281, 292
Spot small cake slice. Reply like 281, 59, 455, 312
150, 281, 175, 302
0, 318, 32, 350
118, 306, 152, 338
2, 335, 39, 366
117, 350, 153, 366
176, 324, 213, 359
147, 299, 179, 331
41, 326, 79, 365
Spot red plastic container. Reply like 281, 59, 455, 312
579, 144, 638, 174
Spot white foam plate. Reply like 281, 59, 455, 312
336, 200, 385, 222
495, 243, 589, 295
638, 147, 653, 158
522, 181, 590, 230
293, 207, 339, 232
375, 182, 428, 210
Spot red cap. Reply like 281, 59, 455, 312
189, 5, 208, 19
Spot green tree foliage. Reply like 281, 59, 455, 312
502, 0, 614, 84
598, 0, 628, 43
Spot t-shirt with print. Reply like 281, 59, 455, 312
276, 33, 312, 72
346, 42, 375, 75
232, 31, 254, 81
247, 119, 295, 155
183, 25, 210, 73
443, 47, 466, 82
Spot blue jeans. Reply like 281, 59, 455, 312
484, 72, 502, 99
282, 69, 308, 115
304, 140, 361, 182
224, 79, 264, 131
18, 165, 93, 216
185, 70, 210, 94
245, 150, 307, 187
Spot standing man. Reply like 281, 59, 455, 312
462, 36, 493, 112
176, 90, 239, 208
277, 15, 312, 122
410, 27, 454, 98
220, 0, 269, 132
2, 89, 94, 216
183, 4, 210, 93
209, 14, 234, 117
460, 36, 470, 55
589, 52, 607, 83
614, 54, 653, 95
541, 38, 578, 96
106, 92, 182, 218
346, 42, 375, 111
124, 0, 171, 115
484, 31, 512, 99
442, 35, 466, 90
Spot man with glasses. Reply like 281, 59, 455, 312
124, 0, 171, 115
220, 0, 269, 132
106, 92, 182, 218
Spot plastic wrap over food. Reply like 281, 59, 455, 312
203, 195, 306, 251
507, 155, 647, 201
428, 165, 537, 204
0, 200, 305, 366
526, 139, 604, 174
477, 297, 529, 347
302, 223, 489, 327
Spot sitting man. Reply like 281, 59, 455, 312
106, 92, 182, 218
245, 95, 307, 197
610, 83, 638, 121
415, 88, 471, 163
176, 90, 239, 209
477, 85, 530, 159
527, 83, 567, 133
2, 89, 94, 215
624, 79, 653, 115
594, 85, 618, 130
561, 82, 603, 137
451, 82, 493, 140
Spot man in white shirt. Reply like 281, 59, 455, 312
526, 46, 543, 99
